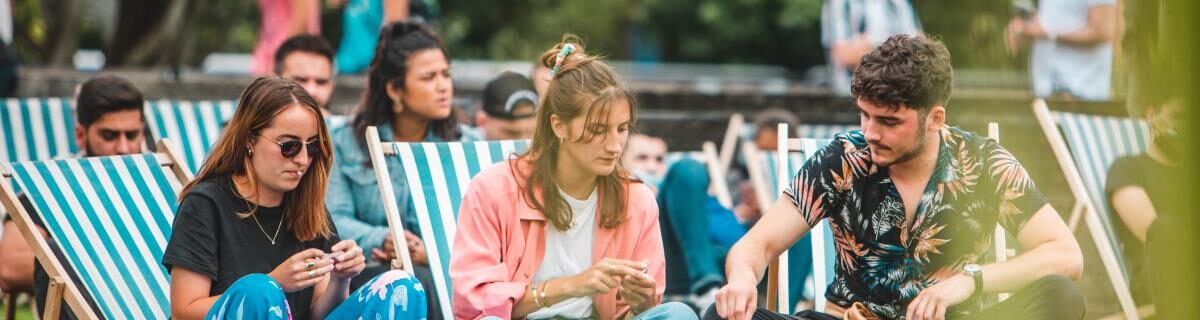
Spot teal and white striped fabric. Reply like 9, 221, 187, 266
760, 139, 836, 314
5, 154, 181, 319
391, 140, 530, 315
795, 139, 837, 313
1053, 111, 1149, 275
0, 98, 79, 196
742, 123, 858, 142
143, 99, 237, 173
0, 98, 79, 164
796, 124, 858, 140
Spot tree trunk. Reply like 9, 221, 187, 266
40, 0, 83, 67
107, 0, 193, 67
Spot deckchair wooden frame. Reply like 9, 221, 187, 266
0, 139, 191, 320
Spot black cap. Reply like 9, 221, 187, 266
482, 71, 539, 119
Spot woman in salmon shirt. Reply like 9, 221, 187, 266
449, 36, 698, 320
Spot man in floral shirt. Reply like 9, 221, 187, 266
707, 35, 1085, 320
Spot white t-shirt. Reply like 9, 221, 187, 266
1030, 0, 1116, 100
527, 187, 599, 319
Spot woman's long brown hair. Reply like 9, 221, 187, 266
180, 77, 335, 241
514, 35, 639, 231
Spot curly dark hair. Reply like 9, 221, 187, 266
850, 34, 953, 113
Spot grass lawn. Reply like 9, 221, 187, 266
1, 299, 35, 320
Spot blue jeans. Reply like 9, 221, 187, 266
205, 270, 427, 319
636, 302, 701, 319
659, 159, 727, 295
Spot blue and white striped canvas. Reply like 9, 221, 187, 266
0, 98, 79, 196
796, 139, 837, 313
759, 139, 835, 314
143, 99, 237, 173
391, 140, 530, 315
6, 153, 181, 319
796, 124, 858, 140
0, 98, 78, 163
741, 123, 858, 143
1053, 111, 1150, 275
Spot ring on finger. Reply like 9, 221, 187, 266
305, 261, 315, 270
308, 270, 316, 279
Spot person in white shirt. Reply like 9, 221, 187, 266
1006, 0, 1118, 101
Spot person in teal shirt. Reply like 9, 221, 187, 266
333, 0, 440, 74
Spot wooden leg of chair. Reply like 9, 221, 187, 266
766, 259, 779, 311
5, 292, 16, 320
43, 277, 63, 320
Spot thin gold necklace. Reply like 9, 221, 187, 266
251, 212, 284, 245
233, 178, 284, 245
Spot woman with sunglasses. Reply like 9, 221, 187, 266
326, 21, 476, 318
163, 77, 427, 320
450, 37, 697, 320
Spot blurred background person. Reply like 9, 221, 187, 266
1106, 93, 1184, 310
624, 132, 748, 312
250, 0, 321, 75
472, 71, 539, 140
821, 0, 923, 95
331, 0, 440, 74
1005, 0, 1117, 100
274, 34, 337, 115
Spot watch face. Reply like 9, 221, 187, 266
964, 264, 982, 273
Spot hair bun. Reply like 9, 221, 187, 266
539, 35, 588, 77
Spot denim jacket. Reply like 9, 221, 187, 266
325, 122, 480, 253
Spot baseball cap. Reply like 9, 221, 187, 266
482, 71, 539, 119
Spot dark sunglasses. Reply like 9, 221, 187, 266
97, 129, 142, 142
259, 134, 320, 158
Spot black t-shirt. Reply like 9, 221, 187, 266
162, 176, 340, 320
1105, 154, 1183, 305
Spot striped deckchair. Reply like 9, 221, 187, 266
1033, 99, 1149, 320
0, 98, 79, 198
365, 126, 529, 317
743, 123, 831, 314
0, 140, 192, 320
143, 99, 237, 173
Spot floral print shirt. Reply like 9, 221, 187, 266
785, 126, 1048, 319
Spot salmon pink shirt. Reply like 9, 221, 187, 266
450, 159, 666, 320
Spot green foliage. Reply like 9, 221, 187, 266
12, 0, 46, 64
8, 0, 1029, 71
440, 0, 827, 71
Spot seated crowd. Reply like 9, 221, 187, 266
0, 20, 1187, 320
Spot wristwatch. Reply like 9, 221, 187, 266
964, 264, 983, 298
